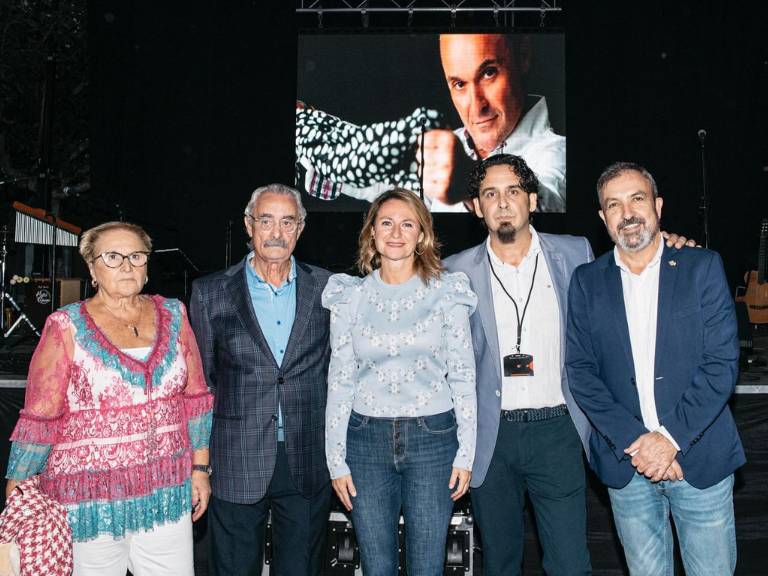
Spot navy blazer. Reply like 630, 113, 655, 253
444, 232, 594, 487
566, 245, 745, 489
190, 258, 332, 503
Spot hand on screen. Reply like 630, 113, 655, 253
417, 129, 459, 204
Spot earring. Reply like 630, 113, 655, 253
144, 277, 149, 285
91, 279, 98, 288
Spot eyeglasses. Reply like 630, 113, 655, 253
93, 251, 150, 268
245, 214, 303, 234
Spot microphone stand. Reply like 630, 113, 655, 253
698, 129, 709, 249
153, 248, 200, 301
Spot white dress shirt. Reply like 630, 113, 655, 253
615, 238, 679, 449
449, 95, 566, 213
488, 228, 566, 410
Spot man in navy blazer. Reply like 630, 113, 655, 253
444, 154, 593, 575
190, 184, 332, 576
566, 162, 745, 576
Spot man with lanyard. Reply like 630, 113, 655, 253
444, 154, 692, 575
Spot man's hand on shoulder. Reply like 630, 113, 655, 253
625, 431, 678, 482
661, 231, 699, 249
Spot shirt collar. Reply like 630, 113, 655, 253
613, 235, 664, 276
486, 226, 541, 269
246, 253, 297, 291
456, 95, 551, 160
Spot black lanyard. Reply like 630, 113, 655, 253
487, 252, 539, 353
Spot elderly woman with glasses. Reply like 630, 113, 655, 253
4, 221, 213, 576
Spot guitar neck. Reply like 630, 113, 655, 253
759, 219, 768, 284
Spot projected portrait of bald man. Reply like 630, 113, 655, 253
295, 33, 566, 213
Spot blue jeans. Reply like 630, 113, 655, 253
346, 410, 458, 576
608, 473, 736, 576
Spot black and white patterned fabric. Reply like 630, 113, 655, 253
295, 105, 445, 200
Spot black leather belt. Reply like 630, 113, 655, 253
501, 404, 568, 423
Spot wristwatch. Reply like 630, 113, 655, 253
192, 464, 212, 475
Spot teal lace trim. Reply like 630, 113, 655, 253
67, 479, 192, 541
151, 299, 183, 390
188, 411, 213, 450
63, 298, 182, 391
5, 442, 51, 480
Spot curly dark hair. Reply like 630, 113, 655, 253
467, 154, 540, 199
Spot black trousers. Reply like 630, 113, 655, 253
208, 443, 332, 576
470, 413, 592, 576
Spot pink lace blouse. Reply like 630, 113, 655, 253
5, 295, 213, 541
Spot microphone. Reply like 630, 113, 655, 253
697, 129, 707, 141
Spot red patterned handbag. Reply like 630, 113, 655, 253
0, 475, 72, 576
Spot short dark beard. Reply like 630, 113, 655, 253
497, 223, 517, 244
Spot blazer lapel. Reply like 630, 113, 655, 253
470, 243, 502, 379
226, 259, 277, 366
604, 258, 635, 371
654, 246, 679, 375
538, 235, 568, 355
281, 262, 316, 369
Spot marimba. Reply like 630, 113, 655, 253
12, 201, 81, 247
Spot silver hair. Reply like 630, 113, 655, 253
244, 183, 307, 222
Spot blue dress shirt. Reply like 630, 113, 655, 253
245, 254, 297, 441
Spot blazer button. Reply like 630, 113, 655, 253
278, 377, 284, 384
495, 390, 501, 397
271, 415, 278, 421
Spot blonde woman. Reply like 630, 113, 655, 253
322, 189, 477, 575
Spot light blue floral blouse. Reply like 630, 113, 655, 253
322, 270, 478, 479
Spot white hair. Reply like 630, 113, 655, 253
244, 183, 307, 221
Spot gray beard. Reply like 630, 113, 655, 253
615, 220, 659, 252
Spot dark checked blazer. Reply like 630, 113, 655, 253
566, 245, 745, 489
190, 257, 332, 503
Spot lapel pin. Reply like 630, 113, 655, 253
668, 260, 677, 267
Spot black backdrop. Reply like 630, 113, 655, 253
80, 1, 768, 287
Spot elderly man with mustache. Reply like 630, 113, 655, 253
189, 184, 333, 576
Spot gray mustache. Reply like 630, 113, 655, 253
618, 217, 645, 231
263, 239, 288, 248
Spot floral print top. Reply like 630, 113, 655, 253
322, 270, 477, 479
5, 296, 213, 541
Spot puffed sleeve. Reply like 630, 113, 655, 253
322, 274, 363, 479
178, 302, 213, 451
440, 272, 478, 471
6, 312, 74, 480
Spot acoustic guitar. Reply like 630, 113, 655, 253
737, 218, 768, 324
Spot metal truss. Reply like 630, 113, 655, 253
296, 1, 562, 15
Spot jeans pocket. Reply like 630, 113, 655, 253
347, 411, 369, 431
419, 410, 457, 434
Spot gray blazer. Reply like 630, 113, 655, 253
444, 232, 593, 487
190, 258, 332, 503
